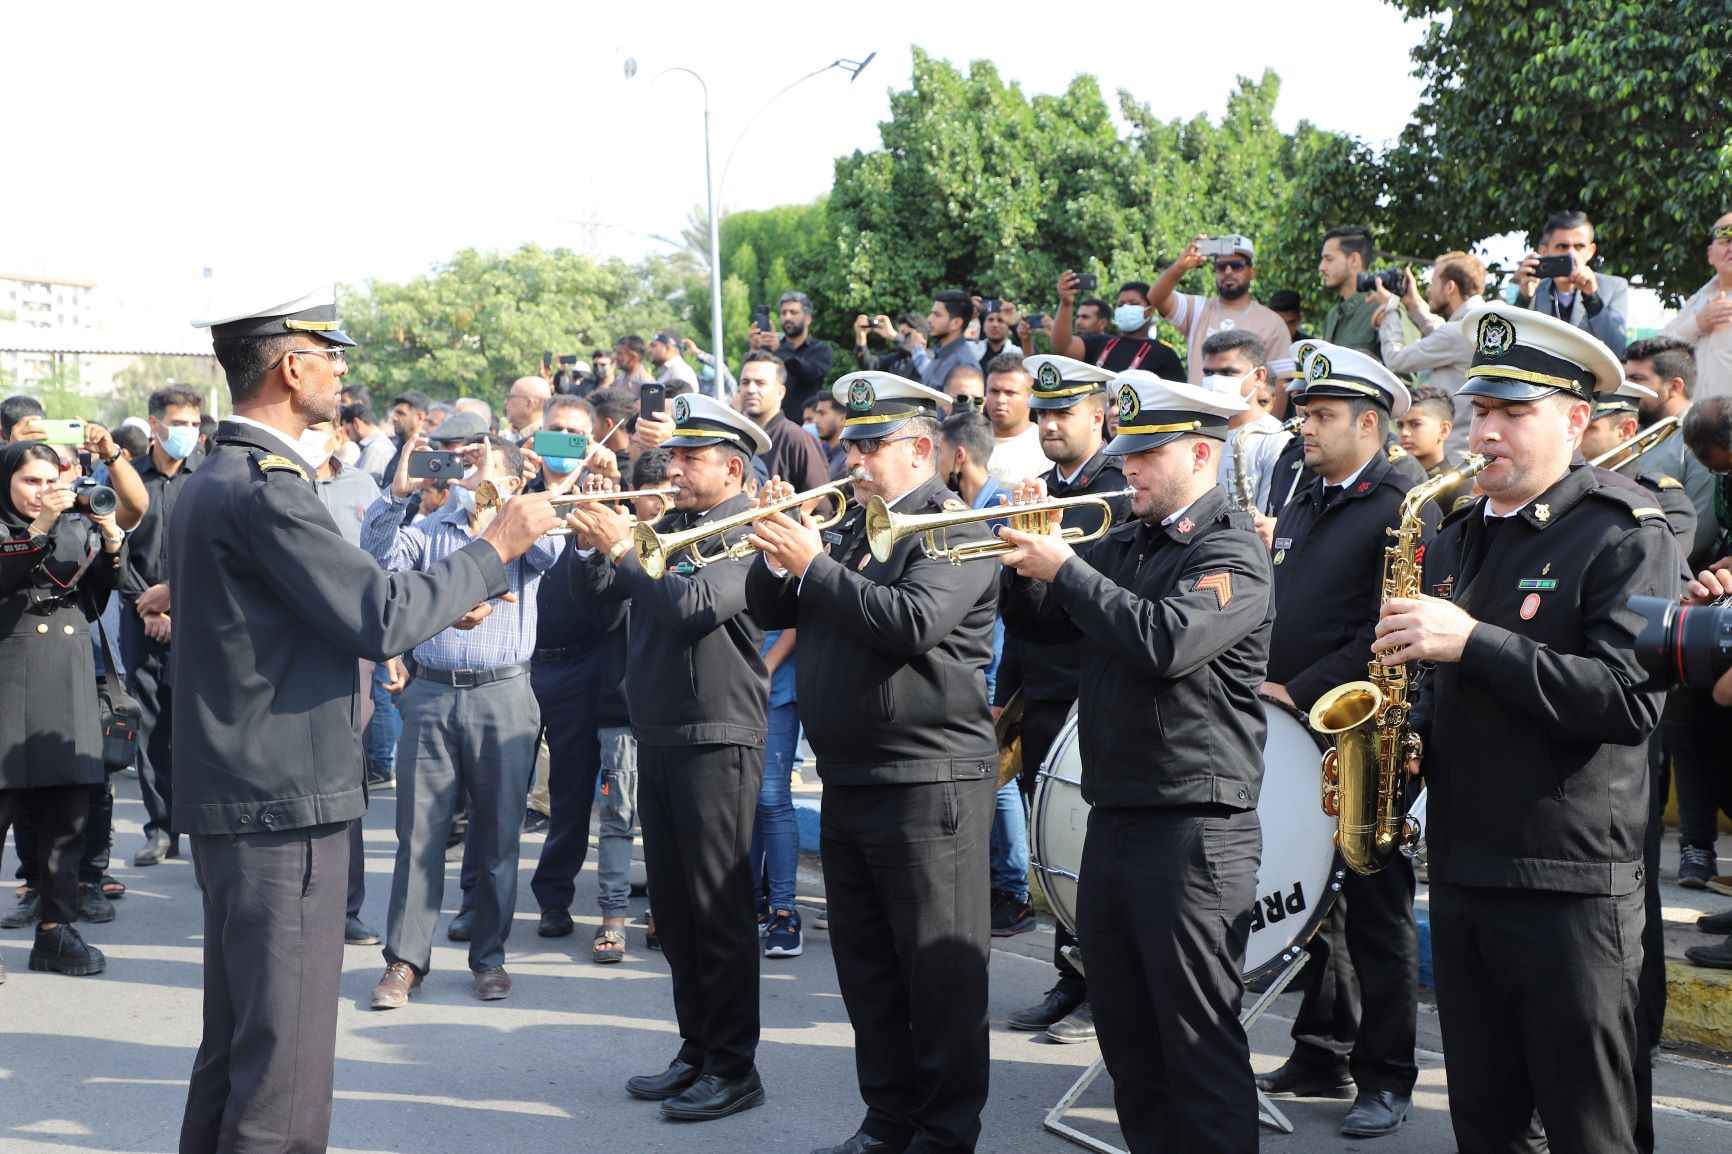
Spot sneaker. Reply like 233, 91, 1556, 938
29, 924, 106, 976
365, 765, 396, 789
0, 892, 39, 930
814, 909, 829, 931
522, 810, 550, 835
991, 891, 1036, 937
78, 884, 116, 925
765, 908, 804, 957
1680, 845, 1717, 889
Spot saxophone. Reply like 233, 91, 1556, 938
1307, 453, 1489, 875
1229, 415, 1302, 511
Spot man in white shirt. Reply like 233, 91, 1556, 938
1661, 211, 1732, 402
649, 330, 701, 392
1371, 252, 1489, 454
982, 354, 1048, 483
1148, 234, 1293, 382
1201, 330, 1292, 512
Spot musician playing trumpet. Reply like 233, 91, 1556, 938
744, 371, 1000, 1154
997, 371, 1273, 1154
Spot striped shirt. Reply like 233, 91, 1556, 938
359, 493, 562, 670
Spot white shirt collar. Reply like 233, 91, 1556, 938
1162, 495, 1202, 527
226, 414, 305, 460
1324, 451, 1377, 492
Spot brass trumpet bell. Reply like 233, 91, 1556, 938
631, 482, 850, 580
864, 488, 1133, 565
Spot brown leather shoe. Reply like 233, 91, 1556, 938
370, 962, 420, 1010
472, 966, 512, 1001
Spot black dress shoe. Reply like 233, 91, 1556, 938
812, 1131, 905, 1154
1255, 1057, 1355, 1098
1341, 1089, 1411, 1137
1008, 982, 1085, 1031
1, 893, 39, 930
78, 884, 116, 924
538, 907, 574, 937
661, 1070, 765, 1121
626, 1059, 702, 1101
345, 915, 382, 945
1699, 908, 1732, 935
1685, 935, 1732, 969
447, 910, 473, 942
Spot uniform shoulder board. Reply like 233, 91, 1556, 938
1386, 443, 1408, 461
1655, 474, 1683, 490
941, 497, 968, 512
1586, 479, 1668, 523
256, 453, 309, 481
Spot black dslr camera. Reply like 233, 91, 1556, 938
1630, 594, 1732, 690
1355, 268, 1409, 296
72, 477, 117, 517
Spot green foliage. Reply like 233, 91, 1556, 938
1388, 0, 1732, 299
338, 246, 689, 409
109, 355, 222, 420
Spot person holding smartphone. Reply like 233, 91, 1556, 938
1515, 210, 1629, 358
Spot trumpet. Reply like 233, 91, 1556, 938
632, 483, 850, 579
1588, 413, 1682, 473
866, 488, 1134, 565
473, 480, 678, 512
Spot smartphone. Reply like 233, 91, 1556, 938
1198, 234, 1253, 259
981, 298, 1000, 318
557, 354, 579, 367
541, 350, 553, 373
37, 418, 86, 445
1534, 254, 1575, 279
531, 430, 591, 459
639, 382, 667, 419
407, 450, 464, 479
1073, 273, 1098, 292
1025, 312, 1047, 330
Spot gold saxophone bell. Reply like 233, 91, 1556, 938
864, 488, 1133, 565
631, 482, 850, 580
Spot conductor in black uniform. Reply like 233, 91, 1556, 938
564, 392, 772, 1122
1374, 303, 1679, 1154
999, 370, 1275, 1154
996, 354, 1130, 1042
171, 288, 558, 1154
746, 371, 998, 1154
1256, 344, 1434, 1137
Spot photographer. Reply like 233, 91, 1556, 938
1148, 234, 1293, 382
1515, 210, 1629, 358
1318, 226, 1383, 360
852, 312, 924, 381
1371, 252, 1490, 454
1048, 273, 1185, 380
0, 441, 125, 977
749, 291, 835, 420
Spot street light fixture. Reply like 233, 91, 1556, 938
624, 52, 875, 397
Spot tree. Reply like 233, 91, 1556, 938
1387, 0, 1732, 299
339, 246, 690, 408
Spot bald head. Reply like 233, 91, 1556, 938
506, 375, 552, 434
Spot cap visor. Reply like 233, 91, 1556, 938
1029, 395, 1089, 411
662, 433, 732, 450
1457, 376, 1572, 403
1105, 430, 1188, 455
841, 416, 914, 441
320, 329, 357, 348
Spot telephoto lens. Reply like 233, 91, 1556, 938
1630, 593, 1732, 690
72, 478, 118, 517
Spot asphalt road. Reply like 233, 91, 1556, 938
2, 776, 1730, 1153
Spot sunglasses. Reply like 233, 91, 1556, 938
1214, 260, 1250, 273
852, 434, 920, 456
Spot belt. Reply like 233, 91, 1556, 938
416, 662, 529, 688
533, 646, 584, 662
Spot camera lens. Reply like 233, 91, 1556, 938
74, 482, 118, 517
1630, 594, 1732, 690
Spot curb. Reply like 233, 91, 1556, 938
1665, 960, 1732, 1051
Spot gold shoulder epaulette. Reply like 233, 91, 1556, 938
942, 497, 968, 512
1631, 506, 1664, 520
258, 454, 308, 481
1657, 475, 1683, 490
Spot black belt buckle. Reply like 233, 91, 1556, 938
450, 669, 479, 688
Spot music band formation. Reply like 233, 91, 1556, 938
138, 285, 1699, 1154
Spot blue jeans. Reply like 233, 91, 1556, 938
366, 661, 402, 774
750, 703, 800, 912
990, 779, 1029, 902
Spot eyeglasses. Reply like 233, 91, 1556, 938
1214, 260, 1249, 273
852, 434, 919, 456
1713, 227, 1732, 244
267, 347, 347, 372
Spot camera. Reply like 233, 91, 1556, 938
1630, 594, 1732, 690
1355, 268, 1409, 296
72, 477, 117, 517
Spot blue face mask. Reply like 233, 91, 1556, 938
160, 425, 199, 460
802, 421, 820, 439
542, 456, 581, 475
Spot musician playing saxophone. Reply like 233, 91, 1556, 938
1371, 304, 1678, 1154
997, 371, 1273, 1154
1254, 342, 1437, 1139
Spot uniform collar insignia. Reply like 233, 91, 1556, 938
1533, 503, 1550, 522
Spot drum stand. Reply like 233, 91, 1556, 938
1041, 949, 1311, 1152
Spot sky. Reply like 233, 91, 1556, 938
0, 0, 1433, 334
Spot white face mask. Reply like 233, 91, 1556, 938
298, 429, 334, 471
1199, 371, 1252, 400
1113, 304, 1149, 333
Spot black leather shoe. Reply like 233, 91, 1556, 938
626, 1059, 702, 1101
1047, 1002, 1096, 1043
1698, 908, 1732, 935
661, 1070, 765, 1121
812, 1131, 905, 1154
1008, 983, 1084, 1031
446, 910, 473, 942
538, 907, 574, 937
30, 924, 106, 976
345, 915, 381, 945
78, 884, 116, 924
1, 892, 40, 930
1341, 1089, 1411, 1137
1256, 1058, 1355, 1099
1685, 935, 1732, 969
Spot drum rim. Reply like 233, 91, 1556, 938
1027, 694, 1347, 986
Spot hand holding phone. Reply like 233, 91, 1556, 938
37, 419, 86, 446
639, 383, 667, 419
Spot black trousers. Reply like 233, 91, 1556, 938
822, 775, 993, 1154
1284, 852, 1420, 1093
1430, 882, 1643, 1154
14, 780, 112, 887
127, 639, 175, 840
181, 822, 349, 1154
1017, 697, 1083, 992
1635, 729, 1670, 1154
529, 658, 603, 913
1668, 689, 1732, 848
1078, 805, 1261, 1154
0, 785, 89, 925
637, 742, 762, 1080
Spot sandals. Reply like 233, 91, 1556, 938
100, 875, 127, 900
593, 927, 626, 965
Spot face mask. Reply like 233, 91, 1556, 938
1113, 305, 1149, 334
542, 455, 581, 475
160, 425, 199, 460
1199, 371, 1251, 400
802, 421, 820, 439
298, 430, 334, 471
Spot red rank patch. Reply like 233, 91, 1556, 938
1195, 571, 1234, 608
1356, 481, 1372, 493
1177, 517, 1195, 534
1519, 592, 1541, 620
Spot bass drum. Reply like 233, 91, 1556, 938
1030, 695, 1344, 985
